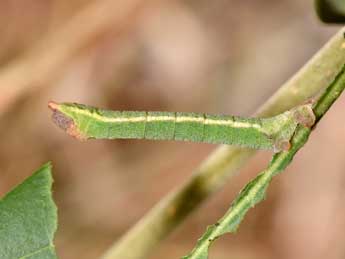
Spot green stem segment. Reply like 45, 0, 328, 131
313, 64, 345, 121
182, 65, 345, 259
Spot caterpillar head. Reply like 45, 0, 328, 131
48, 101, 87, 141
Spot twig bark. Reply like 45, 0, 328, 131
102, 27, 345, 259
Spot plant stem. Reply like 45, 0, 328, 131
313, 65, 345, 121
101, 27, 345, 259
183, 64, 345, 259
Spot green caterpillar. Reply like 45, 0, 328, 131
48, 101, 315, 152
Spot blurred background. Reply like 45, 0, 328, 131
0, 0, 344, 258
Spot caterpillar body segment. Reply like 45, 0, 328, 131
48, 102, 315, 152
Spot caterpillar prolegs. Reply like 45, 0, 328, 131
48, 102, 315, 152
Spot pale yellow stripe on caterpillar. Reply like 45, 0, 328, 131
66, 105, 147, 123
147, 116, 175, 122
49, 101, 316, 151
147, 115, 262, 130
204, 118, 262, 129
64, 104, 263, 130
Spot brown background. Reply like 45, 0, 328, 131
0, 1, 344, 258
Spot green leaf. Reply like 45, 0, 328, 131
0, 162, 58, 259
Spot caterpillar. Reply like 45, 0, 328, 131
48, 101, 315, 152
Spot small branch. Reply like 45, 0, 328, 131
101, 27, 345, 259
183, 64, 345, 259
313, 65, 345, 121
